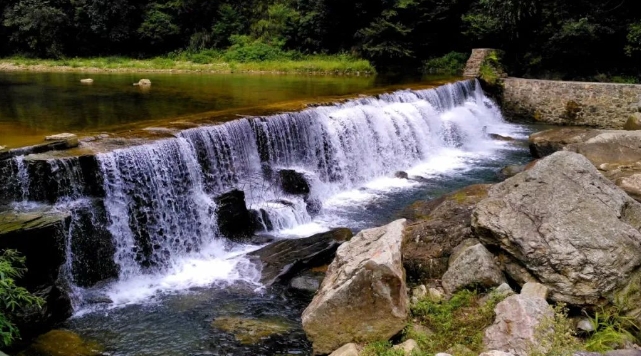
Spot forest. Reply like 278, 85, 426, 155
1, 0, 640, 80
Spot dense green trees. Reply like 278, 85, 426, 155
0, 0, 640, 79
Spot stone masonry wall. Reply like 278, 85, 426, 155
502, 78, 641, 129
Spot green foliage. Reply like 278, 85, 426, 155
409, 289, 504, 354
0, 249, 44, 347
529, 303, 583, 356
361, 341, 406, 356
585, 307, 639, 352
138, 3, 181, 45
479, 51, 503, 85
423, 52, 468, 75
2, 0, 69, 57
626, 21, 641, 56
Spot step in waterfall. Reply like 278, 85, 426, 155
0, 79, 517, 307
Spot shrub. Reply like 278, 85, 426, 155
585, 306, 639, 352
529, 303, 583, 356
423, 52, 469, 75
0, 249, 44, 347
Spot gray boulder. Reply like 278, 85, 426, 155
329, 343, 361, 356
473, 151, 641, 307
442, 241, 506, 294
302, 219, 409, 355
483, 294, 554, 356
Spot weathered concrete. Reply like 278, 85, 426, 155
503, 78, 641, 128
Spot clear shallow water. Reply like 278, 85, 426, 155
0, 71, 453, 148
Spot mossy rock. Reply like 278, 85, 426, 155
18, 330, 103, 356
212, 316, 294, 345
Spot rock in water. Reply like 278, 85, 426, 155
44, 133, 79, 148
302, 219, 409, 355
483, 294, 554, 356
248, 228, 352, 286
473, 151, 641, 306
279, 169, 311, 195
442, 241, 506, 294
80, 78, 94, 84
135, 79, 151, 86
214, 189, 255, 241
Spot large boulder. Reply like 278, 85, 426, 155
528, 128, 603, 158
401, 184, 491, 282
473, 151, 641, 307
483, 293, 554, 356
441, 241, 506, 294
528, 128, 641, 202
214, 189, 254, 241
248, 228, 352, 286
0, 208, 73, 338
302, 220, 409, 355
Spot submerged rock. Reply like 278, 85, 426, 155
400, 184, 492, 282
489, 133, 516, 141
80, 78, 94, 84
302, 220, 408, 355
248, 228, 352, 286
211, 316, 293, 345
214, 189, 254, 241
134, 79, 151, 86
44, 133, 79, 148
473, 151, 641, 307
18, 329, 103, 356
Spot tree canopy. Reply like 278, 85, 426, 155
1, 0, 640, 79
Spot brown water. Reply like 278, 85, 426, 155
0, 71, 456, 148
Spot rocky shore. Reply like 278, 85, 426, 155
293, 127, 641, 355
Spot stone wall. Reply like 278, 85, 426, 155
463, 48, 503, 78
502, 78, 641, 129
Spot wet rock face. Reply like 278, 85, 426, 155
302, 220, 408, 355
473, 151, 641, 306
400, 184, 492, 283
279, 169, 311, 195
214, 189, 255, 241
0, 208, 73, 338
248, 228, 352, 286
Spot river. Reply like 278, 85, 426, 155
0, 72, 540, 355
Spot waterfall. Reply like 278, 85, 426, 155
0, 79, 511, 302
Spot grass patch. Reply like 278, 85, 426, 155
409, 289, 503, 355
1, 51, 374, 75
585, 306, 639, 352
529, 303, 583, 356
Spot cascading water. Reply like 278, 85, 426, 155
0, 79, 520, 308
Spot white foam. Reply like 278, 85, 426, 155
98, 242, 261, 307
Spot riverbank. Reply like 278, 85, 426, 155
0, 55, 375, 75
